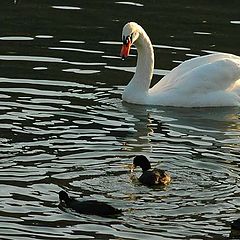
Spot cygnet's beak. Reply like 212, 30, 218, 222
130, 164, 136, 173
120, 38, 131, 60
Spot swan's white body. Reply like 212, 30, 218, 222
121, 22, 240, 107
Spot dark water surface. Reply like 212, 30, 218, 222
0, 1, 240, 239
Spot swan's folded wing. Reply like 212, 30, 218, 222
176, 59, 239, 94
149, 54, 240, 107
151, 53, 240, 94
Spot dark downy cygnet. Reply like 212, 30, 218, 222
59, 190, 122, 217
131, 155, 171, 186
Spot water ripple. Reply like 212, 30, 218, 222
0, 1, 239, 239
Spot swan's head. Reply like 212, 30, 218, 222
120, 22, 141, 59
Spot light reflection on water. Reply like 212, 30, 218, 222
0, 0, 240, 239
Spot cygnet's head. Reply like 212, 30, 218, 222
131, 155, 151, 172
59, 190, 70, 203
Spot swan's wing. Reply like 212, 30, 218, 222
174, 58, 240, 94
149, 54, 240, 107
151, 53, 240, 93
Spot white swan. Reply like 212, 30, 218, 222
120, 22, 240, 107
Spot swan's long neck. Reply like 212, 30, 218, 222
133, 31, 154, 91
123, 29, 154, 103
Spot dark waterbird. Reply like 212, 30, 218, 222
231, 218, 240, 230
131, 155, 171, 186
59, 190, 122, 217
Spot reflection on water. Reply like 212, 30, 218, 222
0, 0, 240, 239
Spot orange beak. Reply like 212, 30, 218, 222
120, 40, 131, 60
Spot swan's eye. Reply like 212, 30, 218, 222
122, 36, 130, 45
122, 33, 134, 45
123, 36, 131, 45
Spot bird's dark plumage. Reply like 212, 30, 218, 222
231, 218, 240, 230
132, 155, 171, 186
59, 190, 122, 216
